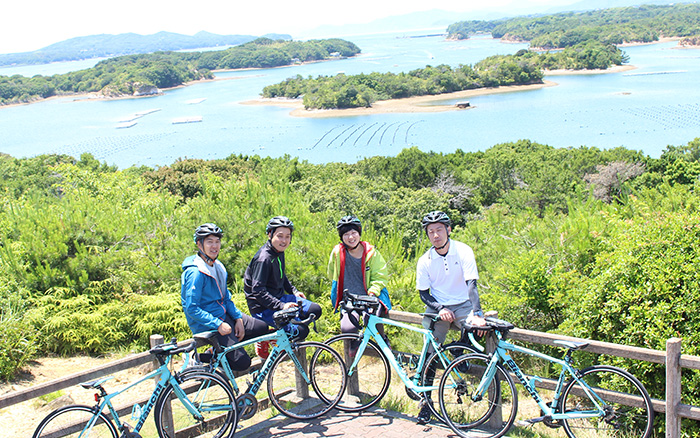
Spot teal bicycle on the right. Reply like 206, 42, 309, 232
438, 317, 654, 438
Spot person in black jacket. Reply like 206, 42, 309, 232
243, 216, 322, 349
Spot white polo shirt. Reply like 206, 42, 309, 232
416, 240, 479, 306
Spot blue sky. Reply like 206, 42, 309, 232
1, 0, 580, 54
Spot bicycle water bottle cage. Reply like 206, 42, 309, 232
273, 307, 299, 328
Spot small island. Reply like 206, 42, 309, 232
257, 40, 628, 113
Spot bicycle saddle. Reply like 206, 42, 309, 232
193, 331, 224, 354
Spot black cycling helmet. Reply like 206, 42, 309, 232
421, 211, 451, 230
266, 216, 294, 236
193, 223, 223, 243
337, 215, 362, 239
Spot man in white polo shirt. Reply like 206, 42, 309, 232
415, 210, 486, 424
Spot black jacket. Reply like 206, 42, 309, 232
243, 241, 297, 314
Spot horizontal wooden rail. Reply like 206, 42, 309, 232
387, 308, 700, 432
3, 309, 700, 438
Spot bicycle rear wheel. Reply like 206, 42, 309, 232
324, 333, 391, 412
439, 353, 518, 438
32, 405, 118, 438
155, 370, 237, 438
267, 341, 347, 419
421, 342, 479, 423
561, 365, 654, 438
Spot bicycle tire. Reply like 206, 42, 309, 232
561, 365, 654, 438
32, 404, 118, 438
324, 333, 391, 412
421, 342, 479, 423
267, 341, 347, 419
154, 370, 237, 438
439, 353, 518, 438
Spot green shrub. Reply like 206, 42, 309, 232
0, 307, 38, 381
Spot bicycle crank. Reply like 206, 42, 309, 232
236, 393, 258, 420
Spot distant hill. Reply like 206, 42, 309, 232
0, 31, 292, 67
299, 0, 699, 38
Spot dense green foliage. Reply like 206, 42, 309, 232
263, 41, 625, 109
448, 3, 700, 49
3, 138, 700, 435
0, 38, 360, 105
0, 31, 267, 66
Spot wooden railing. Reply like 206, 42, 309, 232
387, 310, 700, 438
2, 310, 700, 438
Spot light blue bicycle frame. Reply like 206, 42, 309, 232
201, 327, 312, 397
80, 354, 208, 436
475, 335, 606, 421
347, 312, 465, 394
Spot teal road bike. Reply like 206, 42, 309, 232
324, 291, 480, 423
32, 339, 237, 438
187, 307, 347, 421
438, 317, 654, 438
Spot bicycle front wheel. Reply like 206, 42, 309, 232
561, 365, 654, 438
32, 404, 118, 438
439, 353, 518, 438
324, 333, 391, 412
422, 342, 479, 423
155, 370, 237, 438
267, 341, 347, 419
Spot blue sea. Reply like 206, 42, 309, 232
1, 31, 699, 168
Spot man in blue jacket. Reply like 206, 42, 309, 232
181, 223, 269, 370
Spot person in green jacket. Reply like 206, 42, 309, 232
328, 216, 392, 343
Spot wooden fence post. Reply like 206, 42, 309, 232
485, 332, 503, 430
150, 335, 173, 435
666, 337, 682, 438
295, 346, 310, 399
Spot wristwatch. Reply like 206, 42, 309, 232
473, 310, 484, 317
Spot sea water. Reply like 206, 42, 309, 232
1, 31, 699, 168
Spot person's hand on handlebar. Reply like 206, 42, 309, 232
283, 301, 298, 310
466, 313, 487, 337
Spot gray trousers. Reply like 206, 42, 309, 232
422, 301, 473, 348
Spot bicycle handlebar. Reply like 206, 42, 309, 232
149, 338, 196, 357
461, 316, 515, 334
272, 306, 317, 329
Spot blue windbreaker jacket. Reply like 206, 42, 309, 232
181, 254, 243, 334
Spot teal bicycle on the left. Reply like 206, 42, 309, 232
32, 339, 237, 438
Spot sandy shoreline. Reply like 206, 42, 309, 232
242, 81, 555, 118
241, 63, 636, 118
543, 64, 636, 76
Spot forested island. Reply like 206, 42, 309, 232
2, 137, 700, 435
447, 2, 700, 48
0, 31, 291, 66
262, 40, 626, 109
0, 38, 360, 105
263, 2, 700, 111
